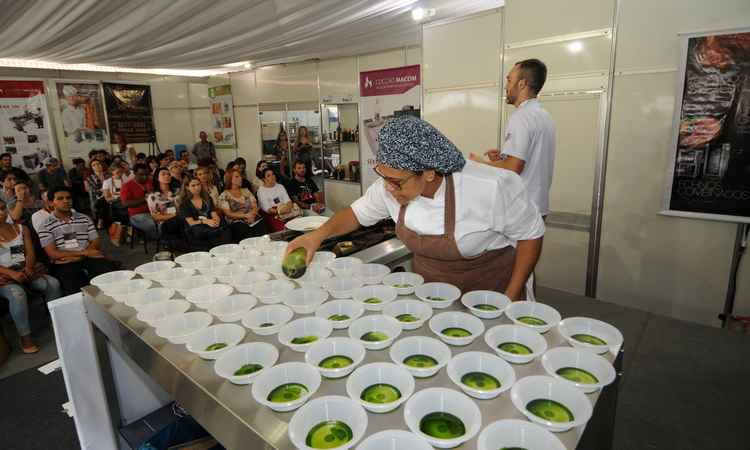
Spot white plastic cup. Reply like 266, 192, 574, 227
305, 337, 367, 379
171, 275, 216, 297
253, 279, 295, 304
356, 430, 434, 450
428, 312, 485, 346
348, 315, 402, 350
505, 301, 562, 334
185, 283, 234, 308
251, 362, 321, 412
541, 346, 617, 393
209, 243, 243, 259
510, 375, 593, 433
382, 272, 424, 296
352, 263, 391, 285
134, 261, 176, 280
288, 395, 368, 450
283, 287, 329, 314
211, 264, 250, 285
314, 299, 365, 329
232, 271, 271, 293
477, 419, 566, 450
91, 270, 137, 291
214, 342, 279, 385
484, 324, 548, 364
461, 290, 511, 319
102, 279, 152, 303
382, 299, 433, 331
446, 351, 516, 400
125, 287, 175, 310
389, 335, 451, 378
415, 282, 461, 309
352, 284, 398, 311
155, 311, 213, 344
241, 304, 294, 336
557, 317, 624, 355
296, 267, 333, 290
325, 277, 364, 299
403, 387, 482, 448
346, 362, 415, 413
208, 294, 257, 322
185, 323, 246, 360
137, 300, 191, 327
174, 251, 212, 269
278, 317, 334, 352
327, 256, 363, 278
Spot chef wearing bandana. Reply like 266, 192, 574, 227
286, 115, 544, 300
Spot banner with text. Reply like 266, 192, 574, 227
102, 83, 154, 144
55, 82, 109, 158
208, 84, 236, 149
0, 80, 56, 173
359, 64, 421, 190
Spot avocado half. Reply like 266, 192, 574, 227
282, 247, 307, 279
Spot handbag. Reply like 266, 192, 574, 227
276, 203, 303, 221
108, 222, 124, 247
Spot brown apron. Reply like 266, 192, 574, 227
395, 175, 516, 293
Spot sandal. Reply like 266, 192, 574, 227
19, 337, 39, 354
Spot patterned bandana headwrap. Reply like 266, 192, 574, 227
376, 115, 466, 174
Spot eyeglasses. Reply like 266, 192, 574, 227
373, 165, 416, 191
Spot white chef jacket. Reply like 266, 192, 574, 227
502, 98, 556, 215
351, 160, 545, 258
61, 105, 85, 135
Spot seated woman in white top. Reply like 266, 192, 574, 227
256, 168, 296, 232
286, 115, 544, 299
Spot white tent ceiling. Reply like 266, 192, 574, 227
0, 0, 502, 73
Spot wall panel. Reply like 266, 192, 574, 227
357, 49, 405, 71
424, 87, 500, 155
318, 57, 358, 102
504, 0, 615, 43
256, 62, 318, 103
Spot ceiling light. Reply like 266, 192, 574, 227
411, 7, 435, 22
224, 61, 252, 69
567, 41, 583, 53
0, 58, 229, 77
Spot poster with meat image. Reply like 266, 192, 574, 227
664, 30, 750, 222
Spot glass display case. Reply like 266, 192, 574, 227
321, 103, 360, 183
258, 103, 321, 179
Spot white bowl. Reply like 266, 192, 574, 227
233, 249, 264, 270
263, 240, 288, 256
172, 275, 216, 297
558, 317, 623, 355
103, 279, 153, 303
241, 304, 294, 335
185, 323, 246, 360
506, 301, 562, 334
251, 362, 321, 412
185, 283, 234, 308
325, 277, 364, 299
214, 342, 279, 385
541, 347, 617, 394
461, 290, 511, 320
356, 430, 434, 450
152, 267, 196, 288
315, 299, 365, 329
382, 272, 424, 296
327, 256, 363, 277
510, 375, 593, 432
352, 263, 391, 285
211, 264, 250, 285
254, 254, 284, 276
352, 285, 397, 311
155, 311, 213, 344
484, 324, 548, 364
346, 362, 415, 413
209, 243, 242, 259
348, 315, 402, 350
403, 387, 482, 449
428, 312, 485, 346
446, 351, 516, 400
194, 257, 231, 276
208, 294, 258, 322
137, 300, 191, 327
279, 317, 334, 352
283, 287, 329, 314
382, 300, 433, 331
288, 395, 368, 450
311, 251, 336, 267
415, 282, 461, 309
231, 271, 271, 293
91, 270, 137, 291
296, 267, 333, 290
253, 279, 295, 304
240, 236, 268, 251
134, 261, 176, 280
305, 337, 366, 379
389, 336, 451, 378
126, 287, 175, 310
477, 419, 566, 450
174, 251, 212, 269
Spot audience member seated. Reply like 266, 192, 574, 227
219, 169, 267, 242
31, 190, 52, 234
38, 187, 118, 297
0, 171, 16, 205
8, 180, 40, 224
156, 153, 170, 169
146, 156, 158, 174
234, 157, 253, 190
251, 160, 267, 194
168, 161, 184, 192
120, 164, 157, 240
0, 152, 31, 186
38, 157, 70, 191
135, 152, 147, 165
286, 160, 326, 216
179, 150, 196, 171
164, 149, 176, 165
68, 157, 89, 213
196, 166, 220, 206
102, 164, 129, 225
257, 168, 299, 232
147, 168, 183, 249
178, 175, 231, 248
0, 200, 62, 354
86, 159, 109, 229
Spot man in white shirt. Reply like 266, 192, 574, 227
31, 190, 53, 234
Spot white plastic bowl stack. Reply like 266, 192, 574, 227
345, 362, 415, 413
240, 236, 268, 252
174, 251, 212, 269
231, 271, 271, 294
356, 430, 434, 450
209, 243, 243, 259
126, 287, 175, 310
415, 282, 462, 309
348, 315, 402, 350
541, 347, 617, 394
429, 312, 485, 346
251, 362, 321, 412
208, 294, 257, 322
151, 267, 196, 289
214, 342, 279, 385
137, 300, 191, 327
477, 419, 566, 450
91, 270, 137, 293
185, 283, 234, 309
296, 267, 333, 290
233, 248, 263, 270
283, 287, 329, 314
484, 324, 548, 364
254, 254, 284, 277
327, 256, 363, 278
185, 323, 246, 360
382, 272, 424, 296
262, 240, 288, 257
103, 279, 153, 304
310, 251, 336, 268
352, 263, 391, 285
193, 257, 231, 276
304, 337, 366, 379
155, 311, 213, 344
134, 261, 176, 281
383, 299, 433, 331
288, 395, 368, 450
325, 277, 364, 299
403, 387, 482, 449
253, 279, 295, 304
278, 317, 334, 352
211, 264, 250, 285
171, 274, 215, 297
558, 317, 623, 355
461, 290, 511, 320
389, 336, 452, 378
314, 299, 365, 329
510, 375, 594, 433
241, 304, 294, 336
446, 351, 516, 400
505, 301, 562, 334
352, 284, 398, 311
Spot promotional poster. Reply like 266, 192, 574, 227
0, 80, 56, 173
208, 84, 236, 149
55, 82, 109, 158
102, 83, 155, 143
359, 65, 421, 190
665, 31, 750, 222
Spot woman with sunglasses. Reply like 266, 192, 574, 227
286, 116, 544, 301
